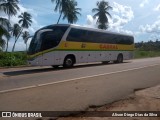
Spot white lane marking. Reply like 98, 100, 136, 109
0, 86, 36, 93
0, 64, 160, 94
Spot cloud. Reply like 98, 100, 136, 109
111, 2, 134, 25
140, 0, 149, 8
109, 2, 134, 35
84, 15, 97, 28
23, 5, 55, 16
139, 16, 160, 33
149, 34, 160, 40
154, 4, 160, 11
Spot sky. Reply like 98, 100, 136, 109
1, 0, 160, 51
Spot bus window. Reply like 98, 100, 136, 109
28, 26, 69, 55
87, 31, 116, 44
86, 31, 99, 43
116, 35, 134, 45
67, 28, 87, 42
40, 30, 63, 51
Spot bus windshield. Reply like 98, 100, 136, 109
28, 25, 69, 55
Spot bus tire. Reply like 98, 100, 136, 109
116, 54, 123, 63
63, 56, 74, 68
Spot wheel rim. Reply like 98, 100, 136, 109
65, 58, 73, 66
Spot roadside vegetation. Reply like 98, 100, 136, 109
134, 50, 160, 59
0, 52, 27, 67
134, 40, 160, 58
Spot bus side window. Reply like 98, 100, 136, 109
116, 35, 133, 45
106, 33, 117, 44
86, 31, 100, 43
67, 28, 79, 42
67, 28, 87, 42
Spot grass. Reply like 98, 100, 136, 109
134, 50, 160, 59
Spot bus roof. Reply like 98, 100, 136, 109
43, 24, 134, 38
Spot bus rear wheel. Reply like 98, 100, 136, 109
116, 54, 123, 63
63, 57, 74, 68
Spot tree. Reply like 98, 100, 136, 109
0, 17, 10, 51
92, 0, 112, 30
11, 23, 21, 52
9, 12, 32, 52
51, 0, 69, 24
0, 26, 7, 50
51, 0, 81, 24
0, 0, 19, 21
22, 31, 30, 52
62, 0, 81, 24
18, 12, 32, 29
0, 0, 19, 22
0, 0, 19, 51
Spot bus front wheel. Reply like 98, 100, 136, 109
63, 57, 74, 68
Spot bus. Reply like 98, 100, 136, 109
28, 24, 134, 68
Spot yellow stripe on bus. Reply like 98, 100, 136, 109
58, 41, 134, 51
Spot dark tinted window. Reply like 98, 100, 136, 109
67, 28, 134, 45
66, 28, 88, 42
86, 31, 116, 44
40, 29, 64, 51
116, 35, 134, 45
86, 31, 100, 43
28, 26, 69, 55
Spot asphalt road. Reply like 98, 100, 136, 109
0, 57, 160, 112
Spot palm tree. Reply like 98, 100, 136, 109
10, 12, 32, 52
22, 31, 30, 52
63, 0, 81, 24
0, 0, 19, 51
0, 26, 8, 50
51, 0, 72, 24
0, 0, 19, 21
11, 23, 21, 52
0, 17, 10, 28
18, 12, 32, 29
0, 17, 10, 51
18, 12, 32, 39
92, 0, 112, 30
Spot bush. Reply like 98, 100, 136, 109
0, 52, 27, 67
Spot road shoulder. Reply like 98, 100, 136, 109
58, 85, 160, 120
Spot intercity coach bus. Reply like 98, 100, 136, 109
28, 24, 134, 68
